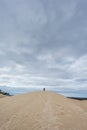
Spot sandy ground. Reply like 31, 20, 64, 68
0, 91, 87, 130
0, 94, 6, 99
69, 98, 87, 111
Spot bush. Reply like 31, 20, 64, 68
0, 89, 11, 96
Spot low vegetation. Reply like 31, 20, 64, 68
0, 89, 11, 96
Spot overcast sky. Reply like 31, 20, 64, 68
0, 0, 87, 92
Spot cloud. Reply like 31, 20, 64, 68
0, 0, 87, 93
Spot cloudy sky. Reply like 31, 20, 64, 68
0, 0, 87, 94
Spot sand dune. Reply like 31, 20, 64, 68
0, 91, 87, 130
69, 98, 87, 111
0, 94, 6, 99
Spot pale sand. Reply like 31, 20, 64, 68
69, 98, 87, 111
0, 91, 87, 130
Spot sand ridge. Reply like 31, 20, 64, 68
0, 94, 6, 99
0, 91, 87, 130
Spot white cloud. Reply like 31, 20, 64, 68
69, 55, 87, 77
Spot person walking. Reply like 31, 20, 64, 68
43, 88, 45, 91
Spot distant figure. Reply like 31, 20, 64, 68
43, 88, 45, 91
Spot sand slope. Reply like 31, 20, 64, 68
69, 98, 87, 111
0, 94, 6, 99
0, 91, 87, 130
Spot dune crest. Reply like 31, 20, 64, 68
0, 91, 87, 130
